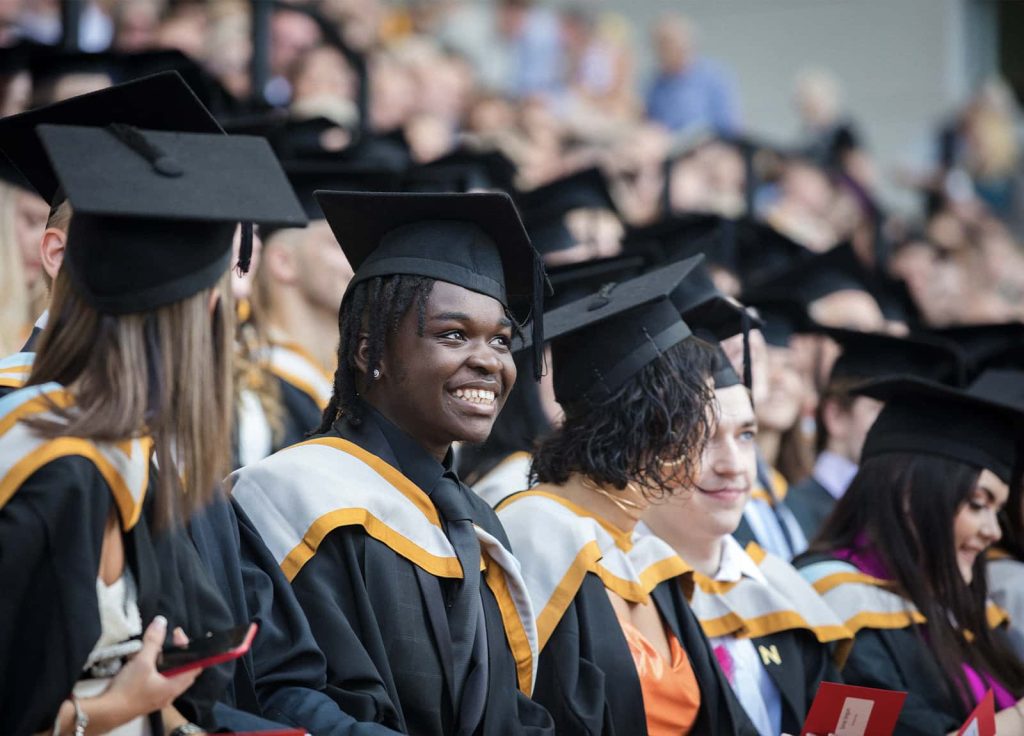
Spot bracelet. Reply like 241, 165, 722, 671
169, 723, 204, 736
70, 695, 89, 736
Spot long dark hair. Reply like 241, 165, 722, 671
531, 336, 715, 500
996, 450, 1024, 560
458, 350, 552, 485
811, 453, 1024, 707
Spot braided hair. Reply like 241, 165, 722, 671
316, 274, 436, 433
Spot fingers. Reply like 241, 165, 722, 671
162, 668, 202, 694
172, 627, 189, 647
138, 615, 168, 662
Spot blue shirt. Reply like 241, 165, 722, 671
645, 58, 740, 135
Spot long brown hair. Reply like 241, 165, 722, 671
27, 266, 235, 526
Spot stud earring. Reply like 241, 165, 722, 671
372, 368, 381, 380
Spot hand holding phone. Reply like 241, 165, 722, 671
158, 622, 258, 677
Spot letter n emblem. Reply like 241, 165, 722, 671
758, 644, 782, 666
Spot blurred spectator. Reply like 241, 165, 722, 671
496, 0, 563, 99
561, 5, 636, 119
645, 13, 739, 135
288, 44, 357, 125
265, 6, 323, 105
0, 178, 48, 354
111, 0, 161, 52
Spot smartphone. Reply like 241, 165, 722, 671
158, 622, 258, 677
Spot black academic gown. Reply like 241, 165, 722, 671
746, 629, 840, 734
276, 377, 324, 448
786, 477, 834, 543
188, 495, 401, 735
794, 552, 1006, 735
534, 573, 758, 736
0, 455, 227, 735
280, 411, 554, 736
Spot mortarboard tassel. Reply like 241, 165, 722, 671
532, 252, 549, 380
237, 222, 254, 274
741, 308, 753, 393
107, 123, 182, 177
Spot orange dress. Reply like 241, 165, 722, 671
618, 617, 701, 736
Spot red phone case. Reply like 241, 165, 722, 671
160, 622, 259, 677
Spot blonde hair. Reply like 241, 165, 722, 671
0, 182, 33, 354
28, 267, 235, 526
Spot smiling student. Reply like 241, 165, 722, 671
231, 191, 554, 735
496, 258, 758, 735
796, 377, 1024, 735
643, 348, 849, 736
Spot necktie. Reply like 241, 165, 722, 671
430, 474, 483, 716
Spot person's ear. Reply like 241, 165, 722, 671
39, 227, 67, 281
821, 398, 850, 441
354, 333, 372, 376
262, 239, 299, 285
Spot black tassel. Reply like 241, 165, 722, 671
531, 252, 549, 380
741, 308, 753, 392
237, 222, 254, 274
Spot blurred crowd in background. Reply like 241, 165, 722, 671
2, 0, 1024, 486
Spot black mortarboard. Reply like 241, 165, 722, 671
38, 124, 306, 313
743, 297, 813, 348
516, 167, 616, 224
518, 168, 618, 257
545, 254, 647, 309
821, 328, 966, 386
855, 376, 1024, 483
743, 241, 873, 306
540, 256, 703, 404
925, 323, 1024, 381
670, 261, 761, 341
969, 369, 1024, 413
710, 342, 743, 389
0, 71, 223, 206
315, 191, 547, 376
262, 160, 400, 240
626, 214, 811, 286
404, 146, 518, 193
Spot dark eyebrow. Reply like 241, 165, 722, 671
430, 311, 473, 323
430, 312, 514, 331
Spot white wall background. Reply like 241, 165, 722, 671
599, 0, 986, 213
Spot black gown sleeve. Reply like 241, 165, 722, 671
0, 457, 125, 734
288, 528, 406, 730
841, 628, 962, 735
233, 502, 403, 736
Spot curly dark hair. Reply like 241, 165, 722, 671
531, 336, 716, 500
316, 274, 436, 433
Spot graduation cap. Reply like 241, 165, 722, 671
742, 297, 813, 348
403, 146, 518, 193
671, 261, 761, 341
709, 342, 743, 389
540, 255, 703, 404
0, 71, 223, 206
262, 160, 400, 241
743, 241, 873, 306
315, 191, 547, 376
545, 254, 647, 309
924, 323, 1024, 381
821, 328, 966, 386
969, 369, 1024, 413
518, 168, 618, 257
627, 214, 812, 286
37, 123, 306, 314
855, 376, 1024, 483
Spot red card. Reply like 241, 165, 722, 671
801, 682, 907, 736
957, 690, 996, 736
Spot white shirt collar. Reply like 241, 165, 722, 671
34, 310, 49, 330
714, 535, 768, 585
